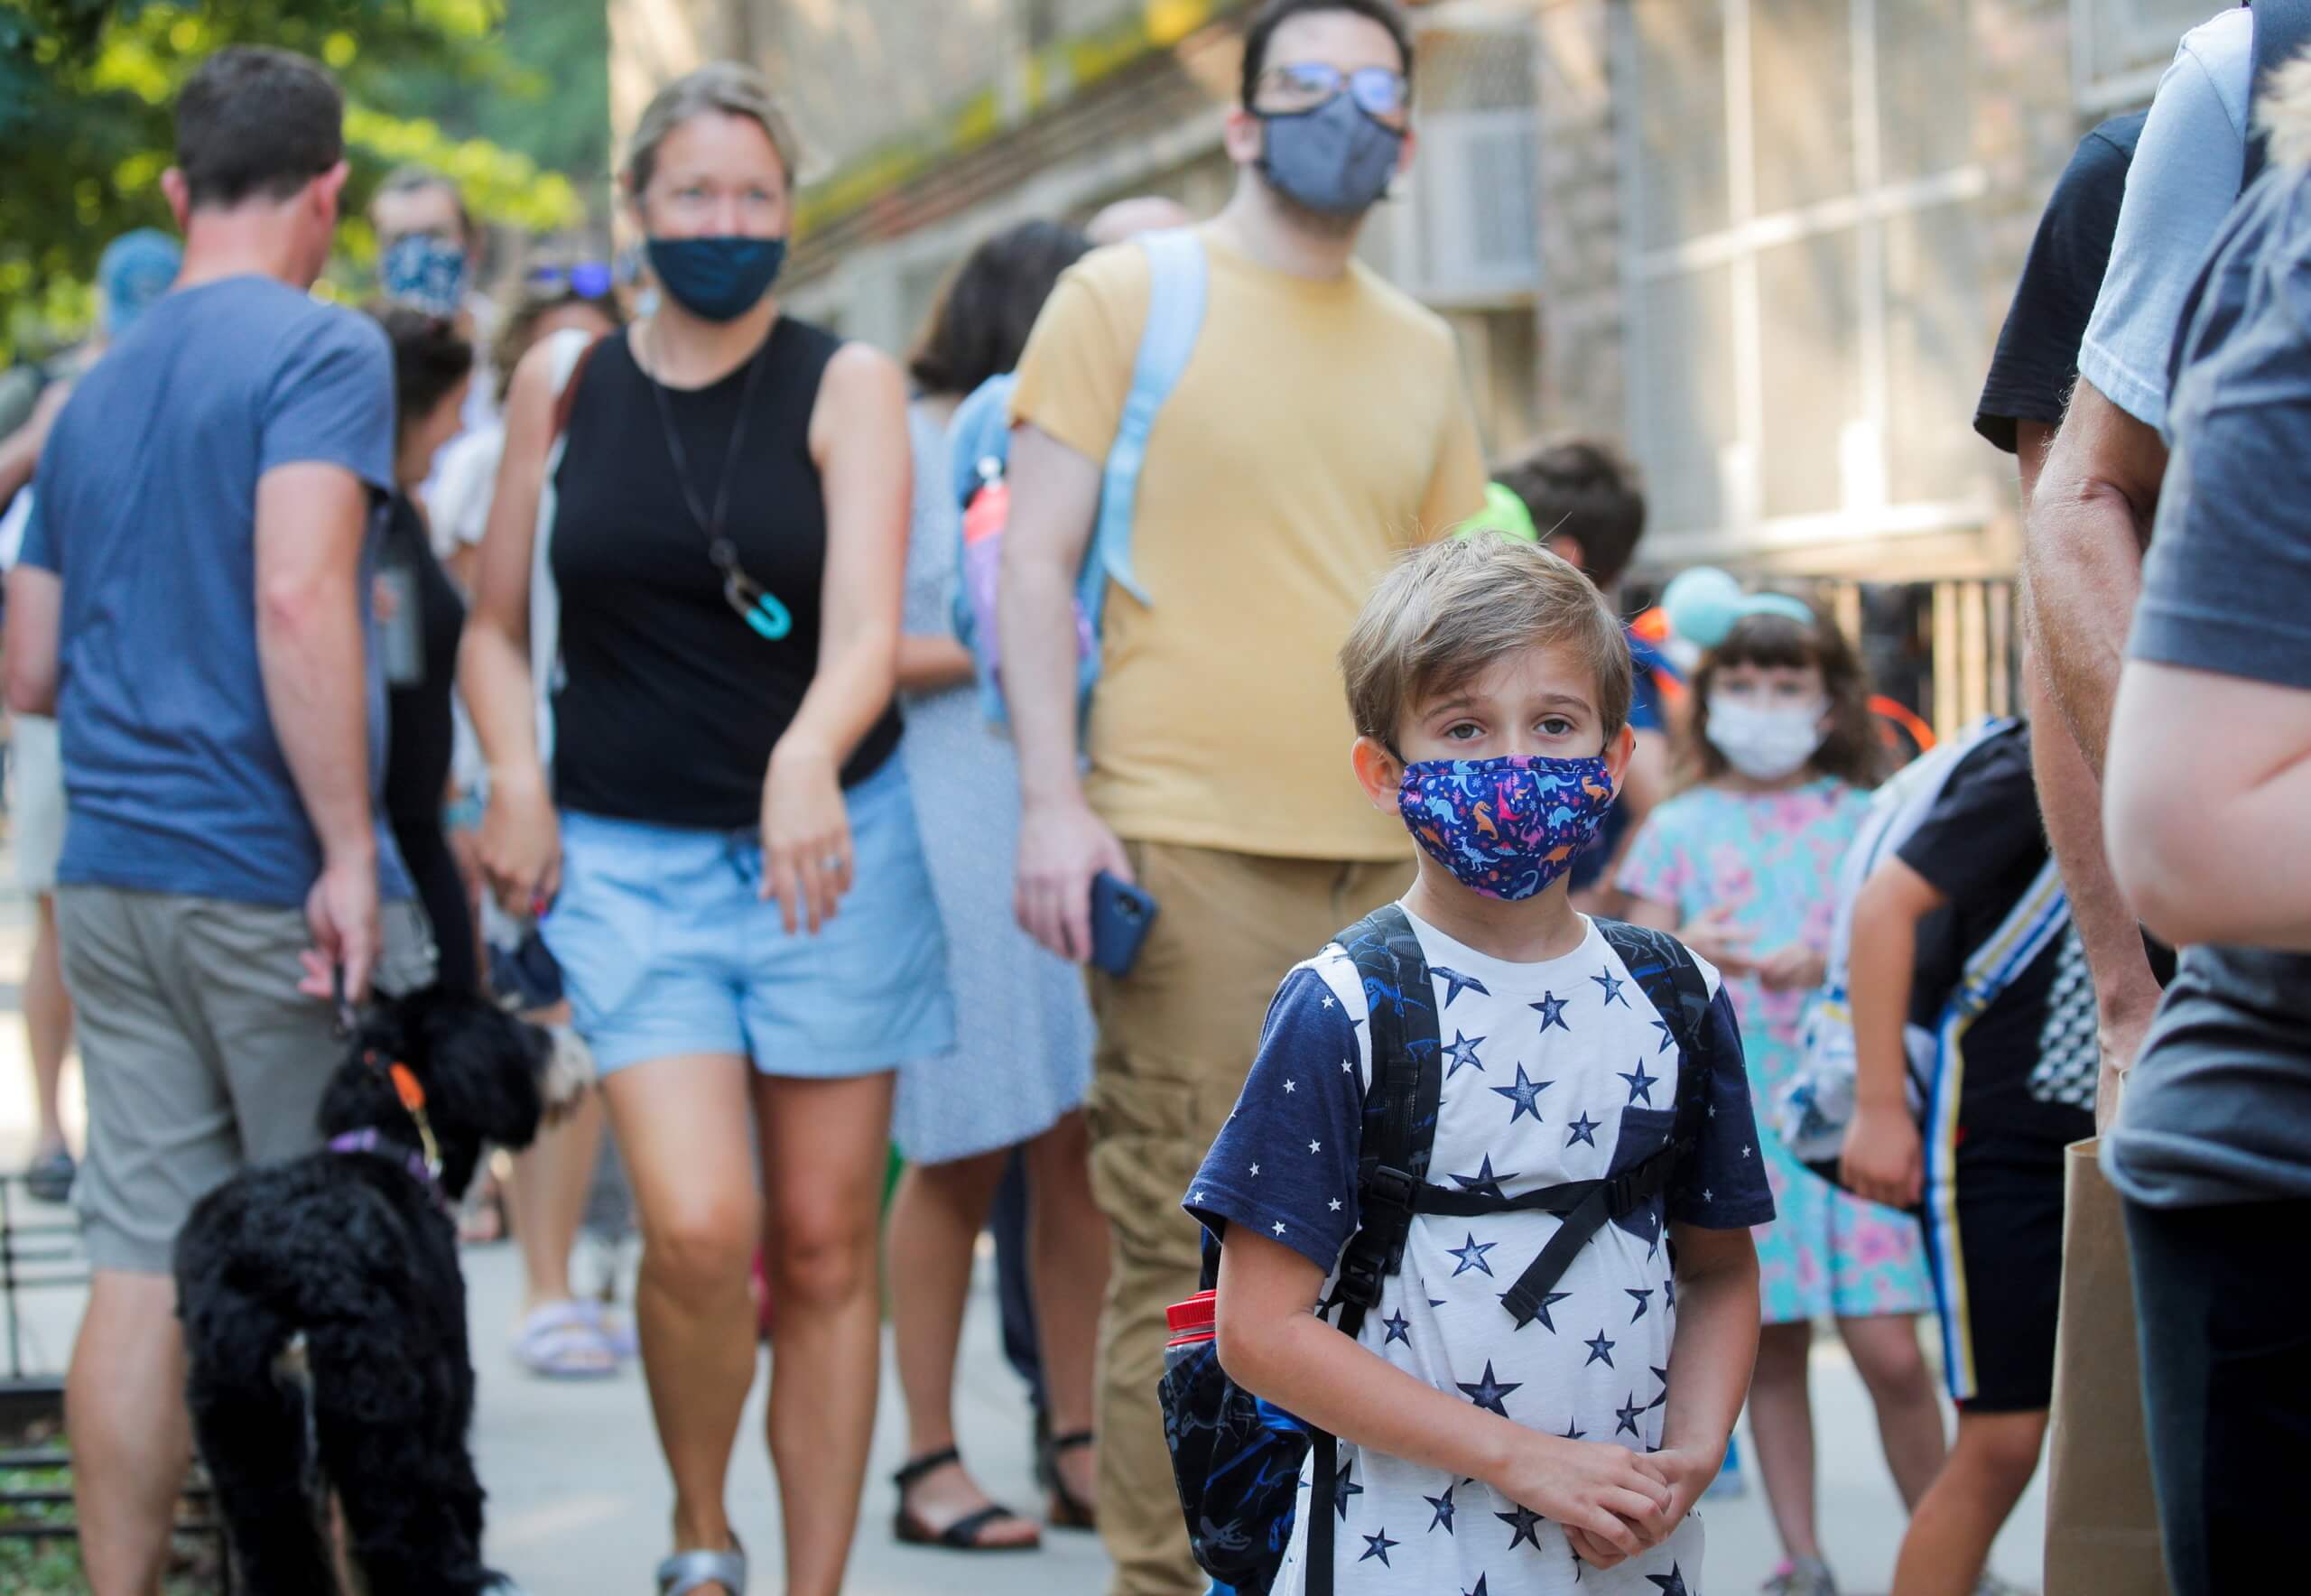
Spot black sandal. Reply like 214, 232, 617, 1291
1043, 1429, 1097, 1531
891, 1448, 1041, 1553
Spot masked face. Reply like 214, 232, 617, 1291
1397, 754, 1617, 901
644, 235, 786, 322
1258, 92, 1404, 218
1704, 695, 1830, 783
378, 233, 469, 319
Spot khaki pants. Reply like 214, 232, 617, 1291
61, 886, 437, 1273
1088, 840, 1411, 1596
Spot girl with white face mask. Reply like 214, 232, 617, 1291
1617, 598, 1944, 1596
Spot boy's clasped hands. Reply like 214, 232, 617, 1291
1502, 1432, 1723, 1569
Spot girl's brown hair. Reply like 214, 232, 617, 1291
1683, 606, 1882, 790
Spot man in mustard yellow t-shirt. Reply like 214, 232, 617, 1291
1000, 3, 1487, 1587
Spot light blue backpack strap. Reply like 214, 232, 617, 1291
1084, 227, 1206, 624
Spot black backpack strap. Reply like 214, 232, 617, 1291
2246, 1, 2311, 190
1497, 921, 1714, 1329
1309, 905, 1442, 1594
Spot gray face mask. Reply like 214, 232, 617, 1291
1258, 94, 1403, 218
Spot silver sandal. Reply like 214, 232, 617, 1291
654, 1535, 746, 1595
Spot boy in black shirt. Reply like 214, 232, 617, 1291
1841, 721, 2093, 1596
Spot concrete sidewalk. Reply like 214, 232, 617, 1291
0, 871, 2050, 1593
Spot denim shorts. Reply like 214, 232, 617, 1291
543, 760, 956, 1076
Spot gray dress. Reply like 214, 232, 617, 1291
890, 401, 1095, 1165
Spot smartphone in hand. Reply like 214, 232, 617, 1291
1089, 871, 1160, 977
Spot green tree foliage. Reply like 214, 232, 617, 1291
0, 1, 592, 357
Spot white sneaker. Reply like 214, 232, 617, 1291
1761, 1556, 1839, 1596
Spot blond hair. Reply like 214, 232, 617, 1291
1341, 534, 1634, 750
626, 62, 804, 195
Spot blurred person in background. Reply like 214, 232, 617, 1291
998, 5, 1488, 1583
372, 164, 500, 436
0, 227, 181, 1205
1620, 603, 1943, 1596
368, 305, 479, 995
429, 264, 633, 1379
4, 48, 436, 1592
462, 62, 947, 1596
884, 218, 1105, 1554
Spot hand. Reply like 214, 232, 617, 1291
2094, 1000, 2155, 1135
1490, 1432, 1673, 1564
1755, 943, 1826, 992
299, 850, 382, 1004
1631, 1444, 1718, 1546
1675, 907, 1756, 976
479, 766, 562, 920
1015, 792, 1130, 963
1841, 1100, 1923, 1211
761, 738, 851, 936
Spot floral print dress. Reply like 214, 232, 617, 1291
1618, 778, 1935, 1323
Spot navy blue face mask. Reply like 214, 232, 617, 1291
1258, 94, 1404, 217
645, 235, 787, 322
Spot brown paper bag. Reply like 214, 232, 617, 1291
2043, 1137, 2167, 1594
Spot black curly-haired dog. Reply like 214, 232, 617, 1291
173, 984, 554, 1596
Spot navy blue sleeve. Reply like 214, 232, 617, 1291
1184, 963, 1366, 1274
1667, 985, 1776, 1229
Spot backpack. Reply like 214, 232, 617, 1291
1775, 719, 2069, 1189
1158, 906, 1715, 1596
949, 227, 1207, 727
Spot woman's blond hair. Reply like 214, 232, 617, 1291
625, 61, 804, 195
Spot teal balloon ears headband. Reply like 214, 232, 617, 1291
1660, 567, 1816, 649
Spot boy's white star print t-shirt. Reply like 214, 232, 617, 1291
1185, 907, 1774, 1595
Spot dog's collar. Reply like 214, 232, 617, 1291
328, 1128, 450, 1211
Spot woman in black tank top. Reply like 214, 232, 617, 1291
459, 64, 951, 1596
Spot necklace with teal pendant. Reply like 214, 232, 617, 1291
644, 322, 794, 644
713, 538, 793, 639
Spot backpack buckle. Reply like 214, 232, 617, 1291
1335, 1252, 1386, 1310
1603, 1160, 1655, 1216
1364, 1165, 1416, 1211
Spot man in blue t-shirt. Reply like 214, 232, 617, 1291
0, 46, 433, 1591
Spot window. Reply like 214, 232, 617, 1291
1617, 0, 1992, 561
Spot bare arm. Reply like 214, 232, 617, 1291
2107, 660, 2311, 950
2014, 417, 2163, 1120
896, 633, 976, 695
1215, 1229, 1673, 1559
1000, 423, 1131, 960
0, 383, 69, 510
4, 565, 59, 715
2019, 381, 2167, 773
1654, 1223, 1759, 1491
1840, 856, 1942, 1211
767, 341, 912, 933
255, 462, 385, 996
459, 340, 562, 914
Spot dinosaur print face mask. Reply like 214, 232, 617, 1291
1397, 754, 1617, 901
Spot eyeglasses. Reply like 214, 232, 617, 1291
1257, 62, 1411, 126
524, 260, 617, 300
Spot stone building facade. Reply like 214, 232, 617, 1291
606, 0, 2229, 731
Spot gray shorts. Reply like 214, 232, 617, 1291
59, 886, 437, 1274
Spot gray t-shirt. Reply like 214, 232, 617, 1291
19, 275, 412, 908
2076, 5, 2251, 434
2104, 162, 2311, 1209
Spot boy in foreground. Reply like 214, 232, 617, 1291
1185, 535, 1771, 1591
